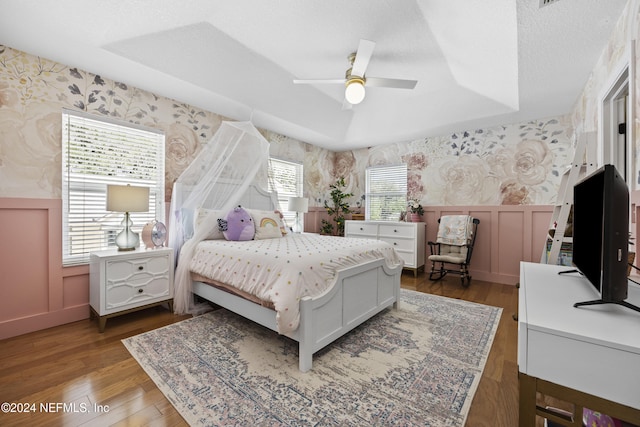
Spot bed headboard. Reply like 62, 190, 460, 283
174, 181, 278, 210
234, 184, 279, 211
172, 181, 279, 243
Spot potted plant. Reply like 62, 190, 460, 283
407, 199, 424, 222
320, 177, 353, 236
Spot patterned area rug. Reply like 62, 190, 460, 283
123, 290, 502, 426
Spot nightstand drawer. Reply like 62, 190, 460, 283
106, 276, 171, 310
106, 255, 171, 282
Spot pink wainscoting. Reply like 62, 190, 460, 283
0, 198, 551, 339
306, 205, 553, 285
422, 206, 553, 285
304, 207, 332, 234
0, 198, 89, 340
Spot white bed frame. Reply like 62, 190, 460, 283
178, 183, 403, 372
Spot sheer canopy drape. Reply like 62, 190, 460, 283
169, 121, 270, 314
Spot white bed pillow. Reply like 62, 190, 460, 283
247, 209, 286, 239
193, 208, 224, 240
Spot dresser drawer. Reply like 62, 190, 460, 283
379, 236, 413, 252
378, 224, 415, 239
396, 250, 417, 268
345, 221, 378, 237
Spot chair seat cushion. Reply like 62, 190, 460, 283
429, 243, 468, 264
429, 254, 466, 264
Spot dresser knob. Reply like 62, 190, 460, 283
393, 242, 397, 245
360, 227, 363, 230
138, 288, 143, 293
138, 266, 144, 271
394, 229, 398, 233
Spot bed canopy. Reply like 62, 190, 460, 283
169, 121, 271, 314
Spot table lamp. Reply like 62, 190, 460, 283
288, 196, 309, 233
106, 184, 149, 251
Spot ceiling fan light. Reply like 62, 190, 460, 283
345, 79, 366, 104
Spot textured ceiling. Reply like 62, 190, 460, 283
0, 0, 628, 150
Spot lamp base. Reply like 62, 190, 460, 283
292, 212, 302, 233
115, 229, 139, 251
115, 212, 139, 251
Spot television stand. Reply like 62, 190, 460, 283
557, 269, 581, 276
518, 262, 640, 426
574, 298, 640, 313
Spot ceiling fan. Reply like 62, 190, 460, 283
293, 39, 418, 106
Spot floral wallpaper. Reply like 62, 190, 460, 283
329, 116, 573, 208
0, 44, 584, 209
0, 45, 335, 202
3, 0, 640, 211
0, 46, 260, 200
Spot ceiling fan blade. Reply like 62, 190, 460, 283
366, 77, 417, 89
293, 79, 346, 85
351, 39, 375, 77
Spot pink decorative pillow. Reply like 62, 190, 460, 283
218, 206, 255, 241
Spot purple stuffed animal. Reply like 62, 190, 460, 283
217, 206, 255, 241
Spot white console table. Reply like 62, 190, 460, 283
518, 261, 640, 426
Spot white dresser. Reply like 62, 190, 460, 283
90, 247, 174, 332
345, 220, 425, 276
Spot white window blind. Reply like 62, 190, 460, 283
366, 164, 407, 221
268, 158, 303, 227
62, 109, 165, 265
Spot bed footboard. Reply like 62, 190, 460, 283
192, 257, 402, 372
297, 258, 402, 372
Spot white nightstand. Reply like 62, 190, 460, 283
89, 247, 174, 332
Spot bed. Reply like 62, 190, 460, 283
174, 183, 403, 372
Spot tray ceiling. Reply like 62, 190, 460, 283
0, 0, 628, 150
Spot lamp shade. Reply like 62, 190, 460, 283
288, 196, 309, 213
106, 184, 149, 212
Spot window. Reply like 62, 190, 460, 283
268, 158, 303, 228
366, 164, 407, 221
62, 109, 165, 265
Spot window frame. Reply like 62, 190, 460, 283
61, 109, 165, 265
268, 157, 304, 228
365, 163, 408, 221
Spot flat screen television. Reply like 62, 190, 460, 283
571, 163, 639, 312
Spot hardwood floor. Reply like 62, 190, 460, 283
0, 273, 519, 426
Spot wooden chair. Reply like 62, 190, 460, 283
428, 216, 479, 287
